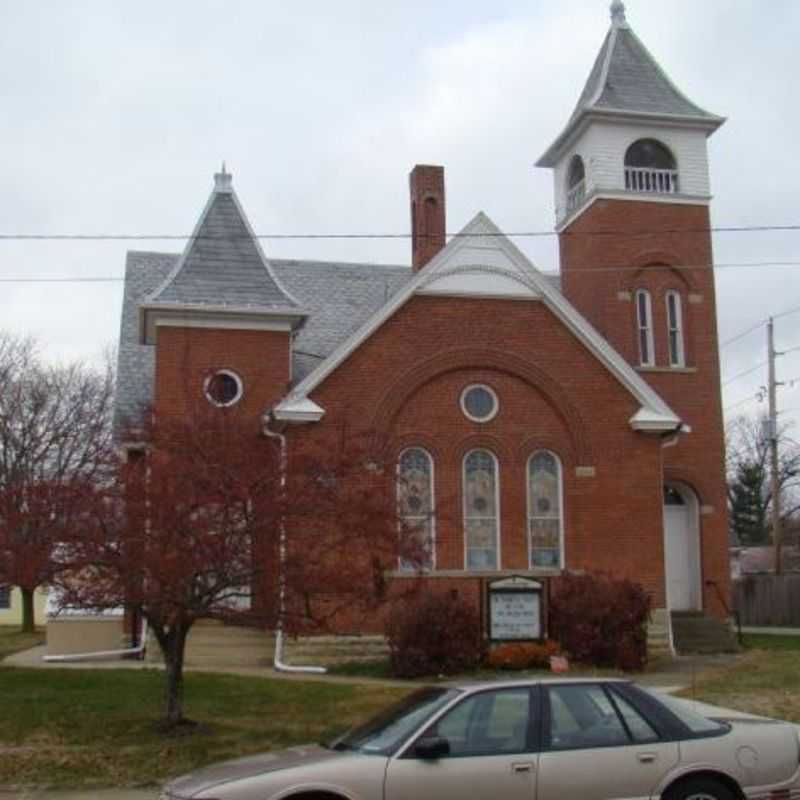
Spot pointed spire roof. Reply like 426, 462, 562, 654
537, 2, 724, 166
146, 167, 302, 312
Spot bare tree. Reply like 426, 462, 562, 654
726, 413, 800, 547
0, 332, 114, 632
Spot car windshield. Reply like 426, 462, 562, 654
642, 689, 727, 734
330, 687, 460, 756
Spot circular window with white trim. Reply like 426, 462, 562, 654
460, 384, 499, 423
204, 370, 243, 408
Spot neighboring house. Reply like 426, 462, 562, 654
114, 3, 731, 640
0, 586, 47, 628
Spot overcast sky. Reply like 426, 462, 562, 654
2, 0, 798, 429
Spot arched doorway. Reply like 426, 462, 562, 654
663, 483, 701, 611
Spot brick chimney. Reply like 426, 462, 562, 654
409, 165, 446, 271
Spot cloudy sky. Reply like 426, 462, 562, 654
2, 0, 798, 428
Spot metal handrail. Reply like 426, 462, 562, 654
705, 579, 742, 645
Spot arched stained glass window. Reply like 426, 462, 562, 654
397, 448, 434, 571
528, 451, 563, 568
463, 449, 499, 570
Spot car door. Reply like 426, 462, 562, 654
384, 686, 538, 800
536, 683, 679, 800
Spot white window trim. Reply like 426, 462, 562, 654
204, 369, 244, 408
526, 450, 565, 570
666, 290, 685, 367
462, 449, 501, 571
460, 384, 499, 423
397, 447, 436, 572
636, 289, 655, 367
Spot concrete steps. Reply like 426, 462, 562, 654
647, 608, 674, 659
671, 612, 740, 654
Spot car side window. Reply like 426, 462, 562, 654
546, 685, 628, 750
427, 688, 532, 757
609, 691, 660, 743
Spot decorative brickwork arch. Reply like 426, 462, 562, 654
451, 433, 514, 467
389, 433, 445, 467
663, 466, 707, 506
629, 250, 695, 291
370, 348, 593, 464
515, 434, 576, 467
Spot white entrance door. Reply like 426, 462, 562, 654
663, 485, 700, 611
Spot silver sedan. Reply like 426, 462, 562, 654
161, 678, 800, 800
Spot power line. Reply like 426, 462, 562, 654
3, 259, 800, 285
723, 361, 767, 387
0, 223, 799, 242
724, 394, 762, 414
721, 304, 800, 350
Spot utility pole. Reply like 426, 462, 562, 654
768, 317, 783, 574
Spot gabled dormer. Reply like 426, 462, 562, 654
537, 1, 725, 230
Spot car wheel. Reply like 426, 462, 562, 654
665, 776, 737, 800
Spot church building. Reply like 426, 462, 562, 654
115, 2, 731, 653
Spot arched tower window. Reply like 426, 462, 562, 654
636, 289, 655, 366
397, 448, 435, 571
463, 449, 499, 570
665, 290, 685, 367
566, 155, 586, 213
624, 139, 678, 193
528, 451, 563, 568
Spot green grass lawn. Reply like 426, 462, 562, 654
678, 633, 800, 721
0, 626, 45, 660
0, 667, 408, 789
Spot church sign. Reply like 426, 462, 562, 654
488, 577, 543, 641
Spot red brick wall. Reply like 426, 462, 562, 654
153, 326, 292, 423
293, 294, 670, 625
559, 199, 730, 617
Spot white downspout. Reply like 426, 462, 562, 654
263, 413, 326, 674
43, 618, 148, 663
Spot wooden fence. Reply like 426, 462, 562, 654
733, 574, 800, 627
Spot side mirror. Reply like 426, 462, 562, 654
414, 736, 450, 760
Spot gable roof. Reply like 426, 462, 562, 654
139, 171, 305, 343
274, 212, 680, 432
537, 3, 724, 167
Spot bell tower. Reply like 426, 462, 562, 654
537, 2, 731, 619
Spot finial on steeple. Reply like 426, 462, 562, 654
214, 162, 233, 193
610, 0, 627, 27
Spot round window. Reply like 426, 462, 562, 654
460, 384, 498, 423
204, 370, 243, 407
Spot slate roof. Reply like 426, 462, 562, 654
570, 25, 720, 124
537, 4, 723, 167
113, 250, 561, 435
146, 180, 300, 312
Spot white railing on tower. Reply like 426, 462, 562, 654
625, 167, 679, 194
566, 178, 586, 213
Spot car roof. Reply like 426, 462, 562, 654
447, 677, 632, 692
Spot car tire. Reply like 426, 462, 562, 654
664, 776, 738, 800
